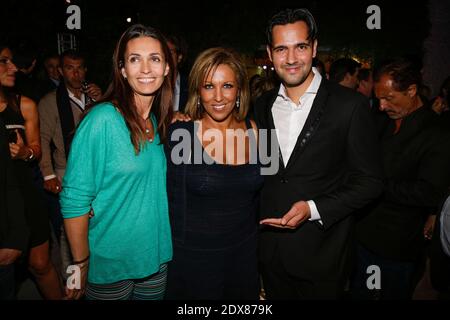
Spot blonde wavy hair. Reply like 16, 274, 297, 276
184, 47, 250, 121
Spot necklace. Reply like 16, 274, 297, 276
141, 117, 154, 143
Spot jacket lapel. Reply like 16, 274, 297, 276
266, 89, 286, 172
285, 80, 329, 170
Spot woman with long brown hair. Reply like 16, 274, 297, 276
60, 24, 174, 300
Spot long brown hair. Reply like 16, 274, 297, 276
94, 24, 174, 153
0, 44, 20, 114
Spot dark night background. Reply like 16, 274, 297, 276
1, 0, 448, 94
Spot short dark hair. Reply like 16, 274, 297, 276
60, 49, 85, 66
329, 58, 361, 83
44, 53, 60, 62
374, 58, 422, 91
266, 8, 318, 46
357, 68, 372, 82
165, 34, 187, 57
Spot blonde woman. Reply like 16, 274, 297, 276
166, 47, 262, 299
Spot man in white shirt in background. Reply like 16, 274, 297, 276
38, 50, 102, 281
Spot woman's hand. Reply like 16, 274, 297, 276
9, 130, 30, 160
65, 260, 89, 300
171, 112, 191, 123
63, 214, 90, 299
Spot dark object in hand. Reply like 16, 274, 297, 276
8, 130, 17, 143
82, 80, 89, 93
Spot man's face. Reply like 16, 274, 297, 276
375, 74, 416, 119
267, 21, 317, 88
59, 57, 86, 90
45, 57, 60, 81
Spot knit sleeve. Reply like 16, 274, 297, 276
59, 103, 112, 218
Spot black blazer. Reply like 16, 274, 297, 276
0, 118, 28, 251
254, 79, 383, 281
356, 107, 450, 261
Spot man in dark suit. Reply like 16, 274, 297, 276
0, 117, 28, 300
254, 8, 383, 299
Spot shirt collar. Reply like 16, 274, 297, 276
277, 67, 322, 102
67, 88, 86, 107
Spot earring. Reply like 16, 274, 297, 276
197, 97, 201, 108
236, 96, 240, 109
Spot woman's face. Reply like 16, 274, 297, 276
200, 64, 239, 123
121, 36, 169, 100
0, 48, 18, 88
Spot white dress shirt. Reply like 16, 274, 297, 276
68, 89, 86, 111
272, 67, 323, 222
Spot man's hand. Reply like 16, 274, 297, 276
0, 248, 22, 266
44, 177, 62, 194
85, 83, 102, 101
260, 200, 311, 229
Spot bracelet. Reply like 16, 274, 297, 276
72, 255, 90, 265
24, 147, 34, 162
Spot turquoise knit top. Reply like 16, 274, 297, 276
60, 102, 172, 284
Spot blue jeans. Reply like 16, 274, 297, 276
0, 264, 15, 300
350, 244, 416, 300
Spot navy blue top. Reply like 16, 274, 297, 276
166, 119, 263, 250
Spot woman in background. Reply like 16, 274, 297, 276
0, 43, 63, 299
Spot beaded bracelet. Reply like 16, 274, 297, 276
72, 255, 90, 265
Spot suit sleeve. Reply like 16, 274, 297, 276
383, 129, 450, 208
38, 95, 57, 178
314, 98, 384, 230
